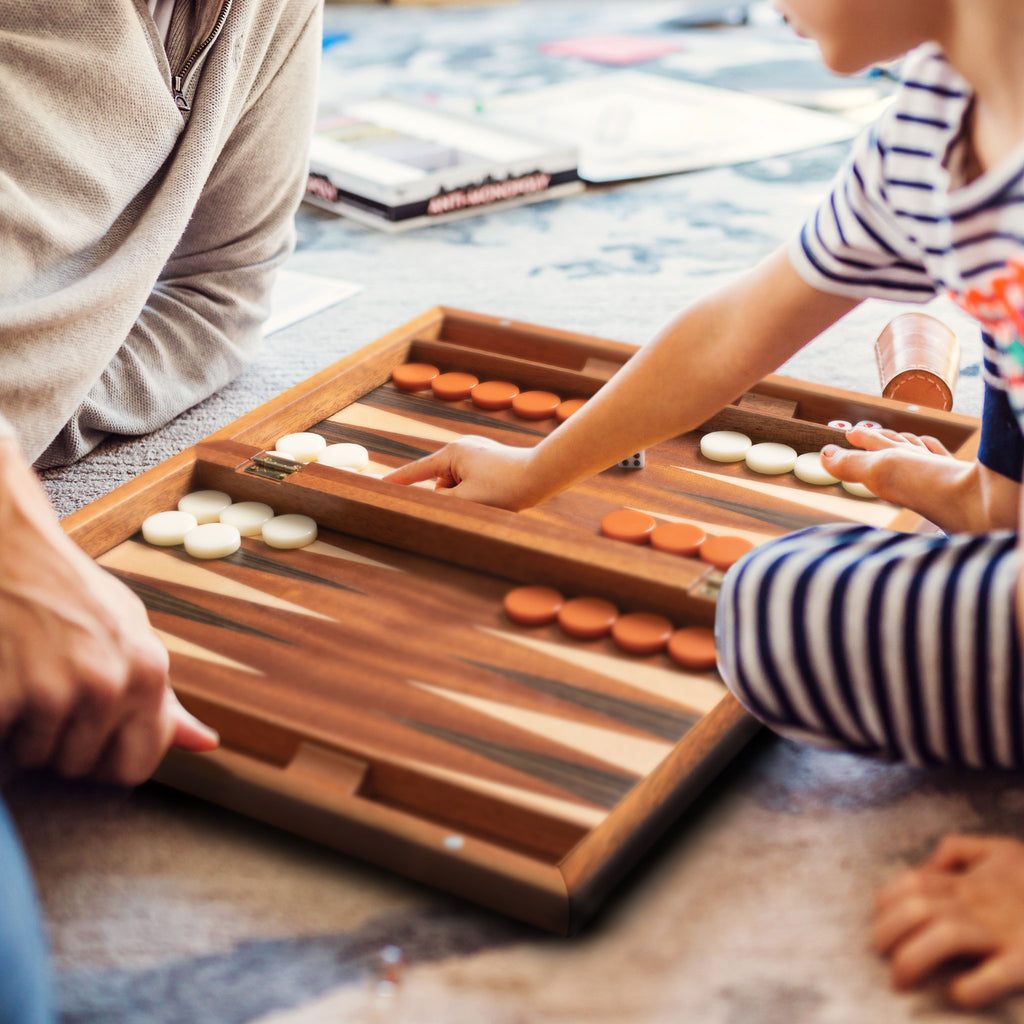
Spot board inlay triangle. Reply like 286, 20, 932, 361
100, 541, 335, 621
157, 630, 263, 675
479, 627, 726, 715
410, 680, 671, 776
331, 403, 463, 445
676, 466, 898, 527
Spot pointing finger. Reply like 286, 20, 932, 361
383, 448, 453, 486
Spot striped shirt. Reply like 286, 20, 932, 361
790, 43, 1024, 424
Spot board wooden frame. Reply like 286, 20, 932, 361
62, 307, 982, 934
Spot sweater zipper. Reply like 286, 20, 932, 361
172, 0, 233, 113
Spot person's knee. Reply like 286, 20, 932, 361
714, 531, 792, 724
714, 524, 877, 740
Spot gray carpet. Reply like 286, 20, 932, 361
14, 2, 1019, 1022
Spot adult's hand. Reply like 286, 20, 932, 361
0, 439, 218, 785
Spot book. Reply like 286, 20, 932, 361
303, 98, 583, 231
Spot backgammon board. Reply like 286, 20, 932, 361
62, 307, 982, 934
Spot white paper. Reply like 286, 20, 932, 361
264, 269, 362, 336
485, 72, 863, 182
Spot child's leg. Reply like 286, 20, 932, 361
715, 523, 1023, 767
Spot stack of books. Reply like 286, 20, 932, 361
303, 98, 582, 232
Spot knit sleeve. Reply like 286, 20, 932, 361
36, 0, 322, 467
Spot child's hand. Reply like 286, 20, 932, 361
822, 425, 955, 497
384, 435, 537, 510
821, 426, 982, 531
873, 834, 1024, 1009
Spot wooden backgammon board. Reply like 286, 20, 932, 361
62, 307, 982, 934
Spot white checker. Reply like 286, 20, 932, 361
177, 490, 232, 524
827, 419, 853, 431
219, 501, 275, 537
854, 420, 882, 431
262, 514, 318, 549
317, 442, 370, 471
793, 452, 840, 487
275, 432, 326, 463
699, 430, 751, 463
141, 510, 198, 546
745, 442, 797, 475
183, 522, 242, 560
842, 480, 876, 499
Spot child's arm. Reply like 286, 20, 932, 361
821, 427, 1020, 533
385, 247, 859, 509
873, 834, 1024, 1008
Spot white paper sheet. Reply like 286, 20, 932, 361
264, 269, 362, 336
485, 72, 864, 182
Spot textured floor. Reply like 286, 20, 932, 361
18, 2, 1022, 1022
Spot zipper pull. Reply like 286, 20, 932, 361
172, 76, 191, 113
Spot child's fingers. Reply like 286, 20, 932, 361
886, 918, 993, 992
918, 434, 952, 456
875, 867, 954, 916
845, 425, 903, 450
845, 425, 953, 455
949, 950, 1024, 1010
383, 447, 454, 486
925, 833, 1005, 872
872, 892, 935, 953
820, 444, 883, 482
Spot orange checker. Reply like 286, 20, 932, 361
555, 397, 587, 422
600, 508, 657, 544
650, 521, 706, 556
392, 362, 439, 391
512, 390, 561, 420
699, 535, 755, 571
667, 626, 718, 670
431, 371, 479, 401
471, 380, 520, 411
558, 596, 618, 640
503, 585, 564, 627
612, 612, 674, 656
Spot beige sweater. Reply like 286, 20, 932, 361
0, 0, 322, 466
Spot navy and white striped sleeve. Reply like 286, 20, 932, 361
788, 117, 937, 301
788, 46, 971, 303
